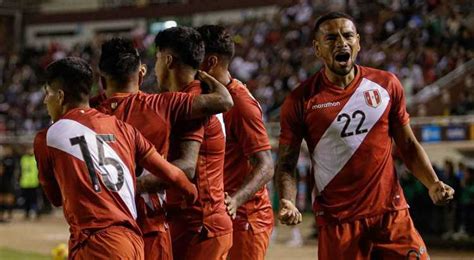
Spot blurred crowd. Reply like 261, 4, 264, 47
0, 0, 473, 136
0, 145, 50, 222
398, 158, 474, 240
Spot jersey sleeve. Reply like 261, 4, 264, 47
232, 94, 271, 156
34, 130, 62, 207
279, 90, 305, 148
147, 92, 195, 124
389, 73, 410, 127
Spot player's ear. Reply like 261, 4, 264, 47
210, 55, 218, 68
57, 89, 65, 106
313, 39, 321, 58
138, 64, 147, 85
166, 54, 175, 69
356, 33, 361, 52
207, 55, 218, 74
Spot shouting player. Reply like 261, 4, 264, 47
276, 12, 455, 259
34, 57, 197, 259
197, 25, 274, 260
95, 37, 233, 260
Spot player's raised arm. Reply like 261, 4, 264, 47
139, 151, 198, 204
392, 123, 454, 205
275, 143, 302, 225
189, 70, 233, 118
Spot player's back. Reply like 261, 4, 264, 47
97, 91, 195, 235
98, 92, 171, 155
35, 108, 146, 248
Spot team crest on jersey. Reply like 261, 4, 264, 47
364, 89, 381, 108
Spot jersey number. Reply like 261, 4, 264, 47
70, 135, 124, 193
337, 110, 368, 138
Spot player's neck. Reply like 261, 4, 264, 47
62, 102, 90, 115
171, 69, 196, 92
106, 79, 138, 97
210, 68, 232, 86
324, 66, 356, 88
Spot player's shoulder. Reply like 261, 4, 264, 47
34, 128, 49, 147
359, 66, 401, 88
228, 79, 259, 105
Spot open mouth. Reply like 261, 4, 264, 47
335, 52, 350, 63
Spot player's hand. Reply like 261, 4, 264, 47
196, 70, 222, 92
279, 199, 302, 225
429, 181, 455, 205
224, 192, 237, 219
136, 174, 168, 194
187, 184, 199, 205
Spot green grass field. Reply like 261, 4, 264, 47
0, 247, 48, 260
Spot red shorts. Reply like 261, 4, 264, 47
318, 209, 428, 260
228, 227, 272, 260
72, 226, 144, 260
143, 230, 172, 260
172, 230, 232, 260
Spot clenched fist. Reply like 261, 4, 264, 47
278, 199, 302, 225
429, 181, 454, 205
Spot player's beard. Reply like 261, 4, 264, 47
329, 57, 355, 76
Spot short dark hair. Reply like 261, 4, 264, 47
154, 26, 204, 69
196, 25, 235, 59
46, 57, 93, 104
99, 37, 140, 82
313, 12, 356, 35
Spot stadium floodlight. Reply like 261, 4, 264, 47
163, 20, 177, 29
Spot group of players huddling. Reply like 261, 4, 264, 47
34, 12, 454, 260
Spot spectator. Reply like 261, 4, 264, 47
0, 145, 17, 222
460, 166, 474, 236
19, 146, 40, 220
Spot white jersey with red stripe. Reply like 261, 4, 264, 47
280, 65, 410, 225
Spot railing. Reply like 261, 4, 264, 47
410, 115, 474, 126
1, 115, 473, 145
263, 115, 474, 140
411, 59, 474, 106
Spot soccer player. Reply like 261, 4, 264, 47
95, 37, 233, 260
275, 12, 455, 259
152, 26, 233, 260
197, 25, 274, 260
34, 57, 198, 259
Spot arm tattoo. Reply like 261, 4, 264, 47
275, 144, 300, 203
170, 140, 200, 180
232, 150, 274, 207
136, 174, 167, 193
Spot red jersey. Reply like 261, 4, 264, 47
167, 80, 232, 237
34, 108, 154, 251
223, 79, 273, 232
279, 65, 410, 225
97, 91, 196, 234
